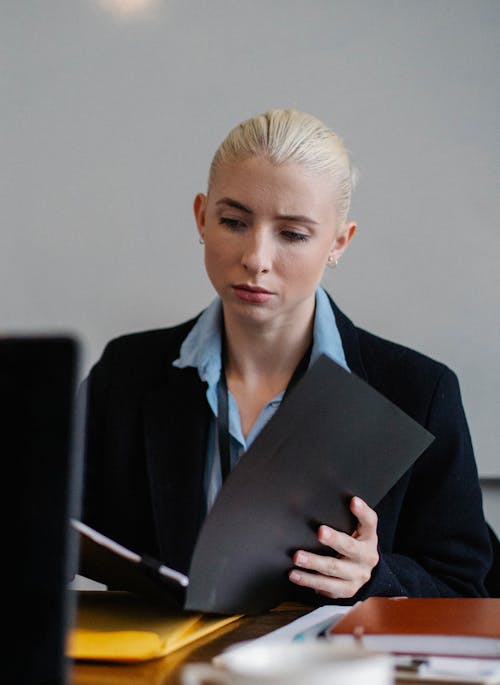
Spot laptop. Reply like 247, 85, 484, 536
1, 335, 83, 685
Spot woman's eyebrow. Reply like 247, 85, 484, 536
215, 198, 252, 213
276, 213, 318, 225
215, 198, 317, 225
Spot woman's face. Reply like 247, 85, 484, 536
194, 156, 356, 328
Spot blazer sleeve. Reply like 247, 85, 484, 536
354, 366, 492, 599
78, 343, 111, 530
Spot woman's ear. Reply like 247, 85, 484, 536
193, 193, 207, 238
328, 221, 357, 263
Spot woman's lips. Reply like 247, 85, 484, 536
232, 284, 273, 304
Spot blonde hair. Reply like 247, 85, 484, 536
208, 108, 357, 224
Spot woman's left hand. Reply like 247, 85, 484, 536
288, 496, 379, 599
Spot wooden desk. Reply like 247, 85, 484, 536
69, 601, 497, 685
69, 602, 469, 685
70, 603, 311, 685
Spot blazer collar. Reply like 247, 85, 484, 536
326, 294, 368, 381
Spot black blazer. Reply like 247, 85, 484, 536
81, 296, 492, 601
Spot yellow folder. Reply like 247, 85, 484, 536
67, 591, 241, 663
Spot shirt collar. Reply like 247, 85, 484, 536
310, 286, 349, 372
172, 297, 223, 387
173, 287, 350, 388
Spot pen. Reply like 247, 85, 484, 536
293, 614, 344, 642
394, 657, 429, 674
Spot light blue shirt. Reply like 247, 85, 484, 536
173, 287, 350, 511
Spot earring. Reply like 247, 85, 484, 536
199, 236, 205, 245
327, 254, 338, 268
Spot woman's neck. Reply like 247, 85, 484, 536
227, 303, 315, 368
221, 303, 315, 438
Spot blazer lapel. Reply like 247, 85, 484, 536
327, 295, 368, 381
142, 364, 211, 575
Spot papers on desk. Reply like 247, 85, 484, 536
329, 597, 500, 683
250, 605, 353, 644
329, 597, 500, 658
395, 655, 500, 684
255, 600, 500, 684
67, 591, 241, 663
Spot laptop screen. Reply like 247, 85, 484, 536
1, 336, 83, 685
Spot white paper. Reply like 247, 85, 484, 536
250, 605, 352, 644
395, 655, 500, 684
329, 633, 500, 658
247, 605, 500, 684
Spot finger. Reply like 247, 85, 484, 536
350, 496, 378, 538
293, 549, 354, 580
288, 568, 359, 599
317, 525, 361, 560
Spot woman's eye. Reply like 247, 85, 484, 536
281, 230, 309, 242
219, 217, 245, 231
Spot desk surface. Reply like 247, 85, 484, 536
69, 602, 463, 685
70, 603, 311, 685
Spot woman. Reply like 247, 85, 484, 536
81, 109, 492, 602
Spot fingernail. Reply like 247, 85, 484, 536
318, 525, 331, 541
289, 570, 300, 581
296, 552, 307, 564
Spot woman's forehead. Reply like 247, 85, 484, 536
207, 158, 341, 229
209, 157, 340, 212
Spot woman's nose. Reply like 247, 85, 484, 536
240, 229, 273, 274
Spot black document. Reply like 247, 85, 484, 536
78, 354, 434, 615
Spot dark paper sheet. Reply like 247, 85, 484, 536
186, 354, 434, 614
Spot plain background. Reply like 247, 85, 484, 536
2, 1, 499, 531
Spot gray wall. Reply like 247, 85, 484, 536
2, 0, 499, 504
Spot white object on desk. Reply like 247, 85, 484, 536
181, 640, 392, 685
237, 604, 500, 684
395, 655, 500, 684
330, 633, 500, 658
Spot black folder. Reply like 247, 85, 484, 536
77, 354, 434, 615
